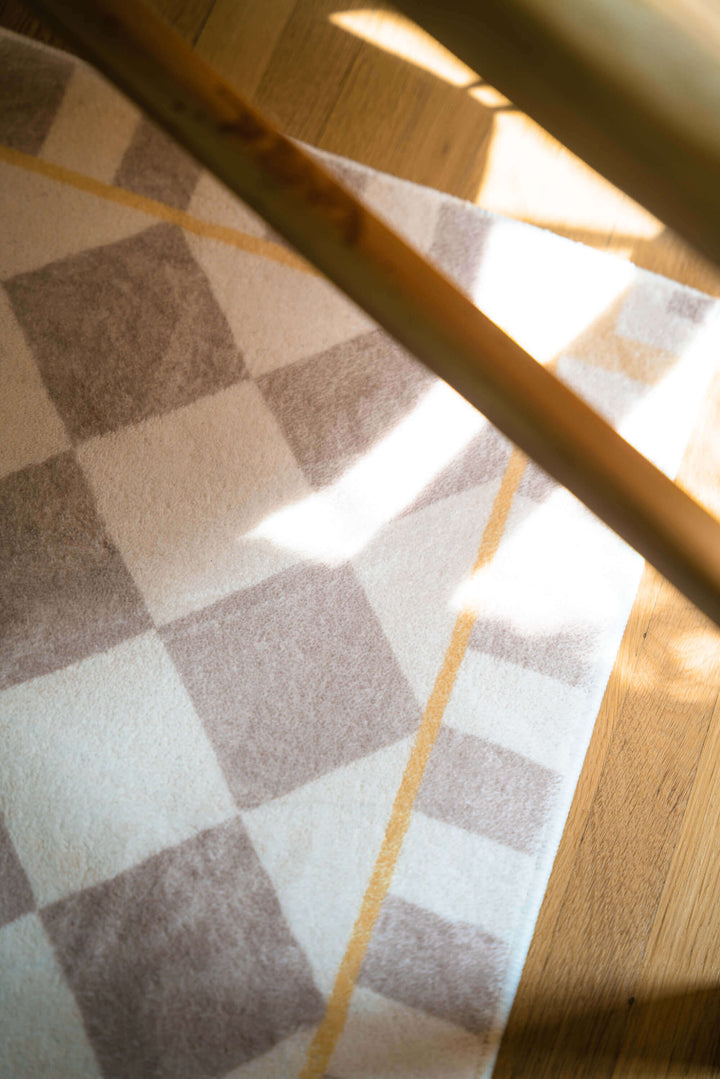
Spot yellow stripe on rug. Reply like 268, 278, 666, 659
300, 446, 528, 1079
0, 138, 561, 1074
0, 144, 318, 277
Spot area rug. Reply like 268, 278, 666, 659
2, 27, 720, 1079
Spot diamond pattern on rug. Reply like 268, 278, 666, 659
0, 160, 154, 279
0, 815, 34, 930
329, 987, 482, 1079
352, 482, 502, 704
358, 895, 507, 1035
161, 562, 421, 808
415, 727, 559, 855
401, 423, 512, 517
241, 738, 414, 995
41, 818, 325, 1079
3, 27, 720, 1079
0, 35, 72, 154
0, 633, 237, 905
259, 324, 512, 514
0, 287, 69, 480
0, 914, 102, 1079
77, 380, 311, 625
38, 64, 141, 184
515, 459, 557, 504
443, 650, 592, 774
258, 329, 434, 488
5, 223, 246, 440
114, 117, 201, 210
188, 172, 271, 237
222, 1028, 320, 1078
668, 290, 716, 324
0, 453, 150, 690
618, 272, 720, 352
186, 235, 373, 377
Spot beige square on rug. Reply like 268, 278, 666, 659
1, 28, 719, 1079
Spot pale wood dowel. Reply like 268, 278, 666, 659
23, 0, 720, 630
395, 0, 720, 274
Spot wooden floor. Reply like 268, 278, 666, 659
5, 1, 720, 1074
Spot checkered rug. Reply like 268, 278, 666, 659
2, 28, 719, 1079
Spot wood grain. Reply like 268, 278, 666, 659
193, 0, 296, 100
3, 2, 720, 1074
253, 0, 367, 142
319, 18, 494, 196
494, 577, 720, 1077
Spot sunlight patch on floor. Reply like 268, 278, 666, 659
329, 8, 478, 87
474, 109, 664, 243
468, 84, 513, 109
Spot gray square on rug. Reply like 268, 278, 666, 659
0, 452, 151, 690
114, 117, 201, 210
359, 895, 508, 1035
0, 814, 35, 930
0, 36, 72, 154
258, 329, 434, 488
259, 326, 511, 513
41, 818, 325, 1079
416, 726, 560, 856
4, 223, 246, 441
469, 615, 601, 688
161, 561, 421, 808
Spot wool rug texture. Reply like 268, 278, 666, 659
2, 28, 720, 1079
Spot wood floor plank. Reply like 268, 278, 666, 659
193, 0, 296, 100
610, 706, 720, 1077
496, 559, 664, 1020
318, 12, 494, 197
252, 0, 367, 142
493, 576, 720, 1078
612, 985, 720, 1079
608, 366, 720, 1079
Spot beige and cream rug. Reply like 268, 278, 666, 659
2, 28, 720, 1079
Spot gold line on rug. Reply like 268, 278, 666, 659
0, 144, 319, 277
300, 446, 528, 1079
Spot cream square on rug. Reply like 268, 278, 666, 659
1, 28, 719, 1079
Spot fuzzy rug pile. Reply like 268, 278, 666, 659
1, 29, 719, 1079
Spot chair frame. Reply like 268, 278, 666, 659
24, 0, 720, 629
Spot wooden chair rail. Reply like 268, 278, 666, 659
23, 0, 720, 629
